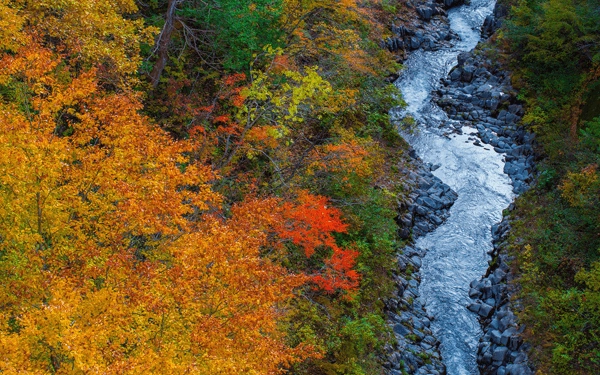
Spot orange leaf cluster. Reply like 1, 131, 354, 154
277, 192, 348, 258
273, 193, 360, 294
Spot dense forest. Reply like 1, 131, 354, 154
0, 0, 410, 373
497, 0, 600, 372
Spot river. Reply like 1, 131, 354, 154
393, 0, 515, 374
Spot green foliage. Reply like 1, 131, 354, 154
505, 0, 600, 356
341, 314, 386, 354
536, 166, 557, 190
504, 6, 600, 370
581, 116, 600, 152
505, 0, 600, 155
510, 179, 600, 373
541, 285, 600, 372
177, 0, 284, 71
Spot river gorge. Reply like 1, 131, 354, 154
386, 0, 535, 373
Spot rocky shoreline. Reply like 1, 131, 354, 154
383, 155, 458, 375
383, 1, 536, 374
445, 44, 537, 372
434, 48, 535, 195
382, 0, 463, 66
381, 2, 471, 374
467, 214, 533, 375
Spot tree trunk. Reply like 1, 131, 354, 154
149, 0, 182, 87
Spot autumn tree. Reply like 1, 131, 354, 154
9, 0, 156, 84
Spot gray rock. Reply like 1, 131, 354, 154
410, 36, 422, 50
501, 327, 517, 346
490, 329, 502, 344
469, 287, 481, 298
461, 65, 475, 82
393, 324, 410, 336
415, 205, 429, 216
489, 318, 499, 330
468, 303, 481, 314
418, 196, 444, 210
429, 214, 444, 225
417, 6, 435, 20
508, 334, 522, 351
481, 351, 493, 365
493, 346, 508, 362
450, 68, 462, 81
506, 363, 533, 375
499, 314, 515, 331
478, 303, 494, 318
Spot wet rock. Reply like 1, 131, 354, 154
435, 47, 536, 374
417, 5, 435, 20
443, 0, 465, 8
490, 329, 502, 344
394, 324, 411, 336
506, 363, 533, 375
468, 303, 481, 314
450, 68, 462, 81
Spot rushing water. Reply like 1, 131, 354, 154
393, 1, 514, 374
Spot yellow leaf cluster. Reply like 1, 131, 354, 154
0, 1, 25, 51
11, 0, 157, 80
559, 164, 598, 207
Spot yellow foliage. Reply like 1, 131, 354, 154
281, 0, 384, 76
243, 62, 351, 125
559, 164, 598, 207
308, 128, 385, 183
0, 1, 25, 51
11, 0, 156, 80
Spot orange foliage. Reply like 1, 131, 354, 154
312, 247, 360, 293
228, 194, 361, 295
273, 193, 360, 294
307, 130, 385, 189
0, 2, 371, 372
246, 126, 282, 149
271, 54, 296, 73
13, 0, 156, 79
0, 34, 318, 373
277, 192, 348, 258
282, 0, 381, 74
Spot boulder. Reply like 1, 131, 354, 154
492, 346, 508, 362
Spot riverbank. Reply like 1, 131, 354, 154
384, 154, 458, 375
381, 2, 466, 373
430, 5, 536, 374
440, 45, 536, 375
